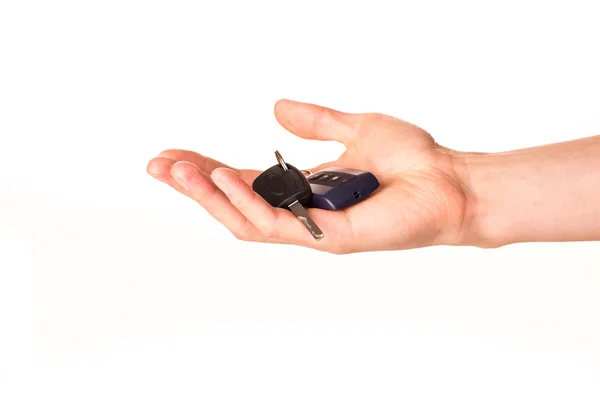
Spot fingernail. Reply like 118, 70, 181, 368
146, 161, 162, 178
170, 169, 188, 191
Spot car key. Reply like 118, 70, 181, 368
252, 151, 324, 241
307, 167, 380, 211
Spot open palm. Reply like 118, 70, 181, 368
147, 100, 469, 253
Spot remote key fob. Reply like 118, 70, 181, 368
307, 167, 380, 210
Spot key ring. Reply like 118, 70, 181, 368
274, 150, 312, 177
274, 150, 288, 171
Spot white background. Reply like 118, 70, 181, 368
1, 0, 600, 398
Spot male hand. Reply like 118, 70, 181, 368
147, 100, 469, 253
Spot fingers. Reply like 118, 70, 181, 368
148, 158, 354, 251
167, 161, 262, 240
147, 156, 193, 197
159, 149, 231, 173
274, 99, 363, 145
211, 167, 334, 247
157, 149, 260, 185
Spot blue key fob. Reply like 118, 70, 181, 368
307, 167, 380, 210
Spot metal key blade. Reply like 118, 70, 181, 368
288, 200, 324, 241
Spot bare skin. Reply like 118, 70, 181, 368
146, 99, 600, 254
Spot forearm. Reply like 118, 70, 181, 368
454, 136, 600, 247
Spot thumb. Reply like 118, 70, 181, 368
274, 99, 362, 144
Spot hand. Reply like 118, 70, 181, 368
146, 100, 470, 254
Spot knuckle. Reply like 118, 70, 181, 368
327, 243, 349, 255
261, 209, 281, 239
333, 248, 348, 255
364, 112, 396, 125
364, 112, 385, 121
228, 187, 257, 209
231, 220, 261, 242
230, 190, 252, 209
231, 230, 249, 241
159, 149, 183, 159
194, 184, 220, 203
335, 238, 357, 254
268, 207, 280, 227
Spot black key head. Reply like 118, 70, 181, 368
252, 162, 312, 208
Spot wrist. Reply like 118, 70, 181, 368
451, 153, 515, 248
